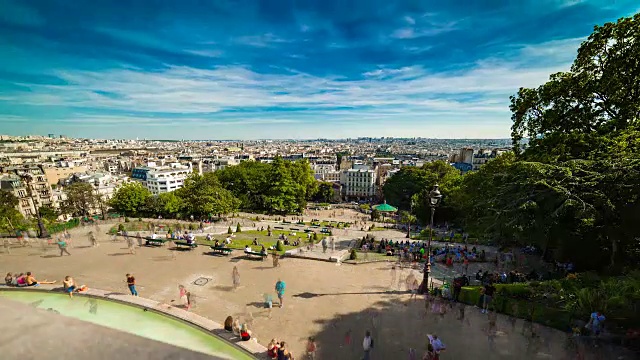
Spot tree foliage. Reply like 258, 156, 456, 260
313, 182, 335, 203
0, 190, 24, 233
510, 14, 640, 161
109, 182, 151, 216
383, 160, 462, 224
176, 172, 240, 217
62, 182, 96, 217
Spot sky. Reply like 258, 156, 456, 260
0, 0, 638, 140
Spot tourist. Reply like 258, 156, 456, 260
126, 234, 135, 254
427, 334, 445, 359
88, 231, 98, 247
277, 341, 294, 360
57, 237, 71, 256
275, 279, 286, 308
63, 276, 77, 298
126, 273, 138, 296
423, 344, 436, 360
586, 311, 606, 336
178, 285, 189, 308
240, 323, 252, 341
305, 337, 317, 359
244, 245, 252, 253
272, 251, 280, 267
410, 276, 420, 301
26, 271, 56, 286
362, 330, 373, 360
232, 319, 241, 336
16, 273, 27, 287
5, 272, 12, 286
232, 266, 240, 290
224, 316, 233, 332
267, 339, 279, 359
322, 237, 327, 253
261, 245, 266, 254
481, 281, 496, 314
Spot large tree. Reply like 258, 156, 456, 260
62, 182, 96, 217
176, 173, 239, 217
383, 160, 462, 225
0, 190, 24, 233
109, 182, 151, 216
510, 13, 640, 161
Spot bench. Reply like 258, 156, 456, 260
174, 241, 197, 250
273, 226, 284, 230
289, 228, 300, 231
321, 228, 331, 234
210, 246, 234, 255
245, 251, 268, 261
145, 238, 170, 247
303, 229, 314, 233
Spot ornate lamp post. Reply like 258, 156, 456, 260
421, 184, 442, 293
20, 173, 49, 238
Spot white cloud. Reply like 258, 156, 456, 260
2, 35, 579, 138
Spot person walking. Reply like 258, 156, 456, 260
126, 232, 135, 254
57, 237, 71, 256
232, 266, 240, 290
275, 279, 286, 308
126, 274, 138, 296
362, 330, 373, 360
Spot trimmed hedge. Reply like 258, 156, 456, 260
46, 218, 80, 234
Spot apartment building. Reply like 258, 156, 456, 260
131, 162, 192, 195
341, 168, 377, 201
0, 164, 56, 217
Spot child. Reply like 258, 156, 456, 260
306, 337, 317, 359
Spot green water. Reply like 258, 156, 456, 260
0, 291, 254, 360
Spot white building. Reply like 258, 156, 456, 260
131, 162, 192, 195
341, 168, 377, 200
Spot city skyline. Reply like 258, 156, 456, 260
0, 0, 638, 140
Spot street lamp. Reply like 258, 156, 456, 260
421, 184, 442, 293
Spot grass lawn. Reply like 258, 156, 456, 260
108, 221, 157, 234
195, 229, 328, 255
305, 220, 352, 228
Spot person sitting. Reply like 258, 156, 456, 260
284, 239, 290, 246
206, 233, 212, 241
252, 238, 259, 245
5, 272, 13, 286
25, 271, 56, 287
240, 323, 252, 341
151, 233, 157, 240
261, 245, 266, 254
244, 245, 252, 253
232, 319, 241, 336
267, 339, 280, 359
223, 316, 233, 332
277, 341, 294, 359
16, 273, 27, 287
214, 240, 220, 248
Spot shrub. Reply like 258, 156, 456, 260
138, 217, 142, 222
276, 240, 284, 252
236, 223, 242, 233
227, 226, 233, 234
350, 248, 358, 260
189, 223, 195, 230
117, 224, 125, 232
124, 217, 130, 222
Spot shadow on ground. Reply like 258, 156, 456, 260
308, 297, 637, 360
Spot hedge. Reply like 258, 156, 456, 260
46, 218, 80, 234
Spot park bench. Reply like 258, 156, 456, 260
290, 227, 300, 231
320, 228, 331, 234
145, 237, 170, 247
174, 241, 197, 250
282, 221, 291, 224
303, 229, 314, 233
210, 246, 234, 255
244, 251, 268, 261
273, 226, 284, 230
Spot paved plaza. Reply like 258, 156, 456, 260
1, 216, 633, 359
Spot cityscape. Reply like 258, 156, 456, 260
1, 1, 639, 360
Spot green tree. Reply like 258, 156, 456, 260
314, 182, 335, 203
236, 223, 242, 233
177, 173, 240, 217
158, 192, 183, 216
510, 14, 640, 162
109, 182, 151, 216
216, 161, 270, 211
62, 182, 96, 217
0, 190, 24, 233
38, 206, 59, 223
264, 157, 299, 214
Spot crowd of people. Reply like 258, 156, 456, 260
4, 271, 56, 287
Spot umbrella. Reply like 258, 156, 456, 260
373, 201, 398, 212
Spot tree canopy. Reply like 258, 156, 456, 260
175, 172, 239, 217
510, 13, 640, 162
109, 182, 151, 216
62, 182, 96, 217
0, 190, 24, 233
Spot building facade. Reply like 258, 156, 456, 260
0, 164, 56, 217
341, 168, 377, 201
131, 162, 192, 195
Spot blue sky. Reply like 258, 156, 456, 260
0, 0, 638, 140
